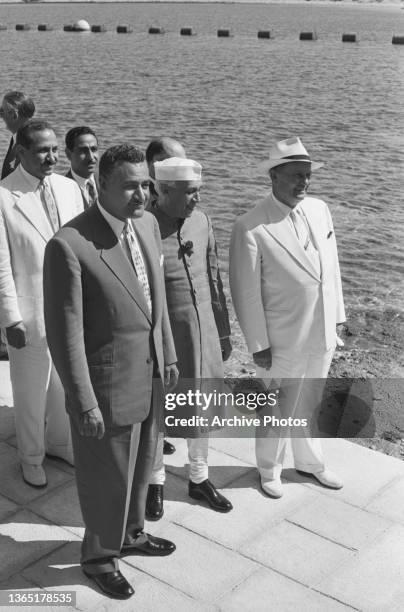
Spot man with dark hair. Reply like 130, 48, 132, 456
0, 118, 83, 487
0, 91, 35, 179
43, 144, 178, 600
145, 136, 186, 210
65, 126, 99, 209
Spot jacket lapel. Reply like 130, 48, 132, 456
10, 168, 53, 242
93, 208, 152, 323
263, 194, 320, 280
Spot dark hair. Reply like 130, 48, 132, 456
99, 144, 145, 179
145, 137, 184, 164
3, 91, 35, 120
16, 119, 55, 148
65, 126, 98, 151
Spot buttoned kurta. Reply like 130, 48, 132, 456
152, 205, 230, 435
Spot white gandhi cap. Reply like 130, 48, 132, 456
154, 157, 202, 181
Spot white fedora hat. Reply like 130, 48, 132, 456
258, 137, 323, 173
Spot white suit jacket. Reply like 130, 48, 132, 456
0, 166, 83, 346
229, 192, 345, 356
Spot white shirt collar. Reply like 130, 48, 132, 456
271, 190, 302, 217
97, 202, 126, 239
71, 168, 95, 190
19, 164, 45, 191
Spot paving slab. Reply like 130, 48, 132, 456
123, 522, 259, 603
0, 575, 47, 612
29, 481, 83, 534
0, 442, 74, 506
175, 468, 317, 550
0, 508, 79, 582
207, 436, 256, 466
0, 494, 18, 521
217, 567, 352, 611
366, 475, 404, 524
284, 438, 404, 508
240, 519, 354, 586
315, 524, 404, 610
287, 494, 392, 549
165, 444, 252, 488
0, 361, 12, 407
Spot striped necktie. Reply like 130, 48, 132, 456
123, 220, 152, 315
39, 179, 60, 233
289, 208, 310, 249
86, 179, 98, 208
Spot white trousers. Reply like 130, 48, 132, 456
150, 433, 209, 485
255, 348, 334, 481
7, 343, 71, 466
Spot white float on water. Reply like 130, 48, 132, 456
74, 20, 91, 32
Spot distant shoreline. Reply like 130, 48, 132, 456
0, 0, 403, 8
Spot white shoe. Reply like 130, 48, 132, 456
21, 463, 47, 488
46, 449, 75, 467
260, 478, 283, 498
297, 469, 343, 490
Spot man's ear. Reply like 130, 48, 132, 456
65, 147, 72, 162
98, 174, 106, 191
15, 143, 26, 162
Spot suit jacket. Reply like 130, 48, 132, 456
229, 192, 345, 356
1, 137, 18, 180
43, 205, 177, 427
0, 166, 83, 346
65, 169, 99, 209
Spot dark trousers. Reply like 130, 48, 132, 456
70, 402, 158, 574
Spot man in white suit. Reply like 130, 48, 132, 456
229, 136, 345, 498
0, 119, 83, 487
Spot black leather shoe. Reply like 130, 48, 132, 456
188, 479, 233, 513
121, 532, 176, 557
82, 569, 134, 600
145, 484, 164, 521
163, 439, 176, 455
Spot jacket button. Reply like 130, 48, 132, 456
146, 357, 152, 364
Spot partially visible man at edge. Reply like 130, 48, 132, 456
0, 91, 35, 179
43, 144, 178, 600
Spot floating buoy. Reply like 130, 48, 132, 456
15, 24, 31, 31
217, 29, 232, 38
91, 25, 107, 33
299, 31, 317, 41
73, 19, 91, 32
117, 25, 133, 34
38, 24, 54, 31
392, 35, 404, 45
63, 25, 74, 32
180, 27, 196, 36
148, 27, 165, 35
257, 30, 272, 39
342, 33, 357, 43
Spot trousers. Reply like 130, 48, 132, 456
150, 432, 209, 485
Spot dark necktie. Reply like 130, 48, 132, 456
86, 180, 98, 208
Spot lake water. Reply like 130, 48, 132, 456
0, 1, 403, 319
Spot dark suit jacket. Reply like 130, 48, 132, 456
1, 137, 18, 180
65, 169, 99, 209
43, 205, 176, 427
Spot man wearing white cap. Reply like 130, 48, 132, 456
146, 156, 233, 518
229, 137, 345, 498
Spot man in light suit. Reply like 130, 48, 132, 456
43, 145, 178, 600
65, 126, 99, 209
0, 91, 35, 179
0, 119, 83, 487
230, 136, 345, 498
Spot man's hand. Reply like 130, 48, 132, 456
5, 321, 27, 349
220, 337, 232, 362
253, 347, 272, 370
78, 407, 105, 439
164, 364, 179, 391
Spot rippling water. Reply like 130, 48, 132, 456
1, 2, 403, 315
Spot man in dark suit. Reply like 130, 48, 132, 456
65, 126, 99, 209
43, 144, 178, 600
0, 91, 35, 179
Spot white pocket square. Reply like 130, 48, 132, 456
160, 254, 164, 266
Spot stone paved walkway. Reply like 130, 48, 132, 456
1, 362, 403, 611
